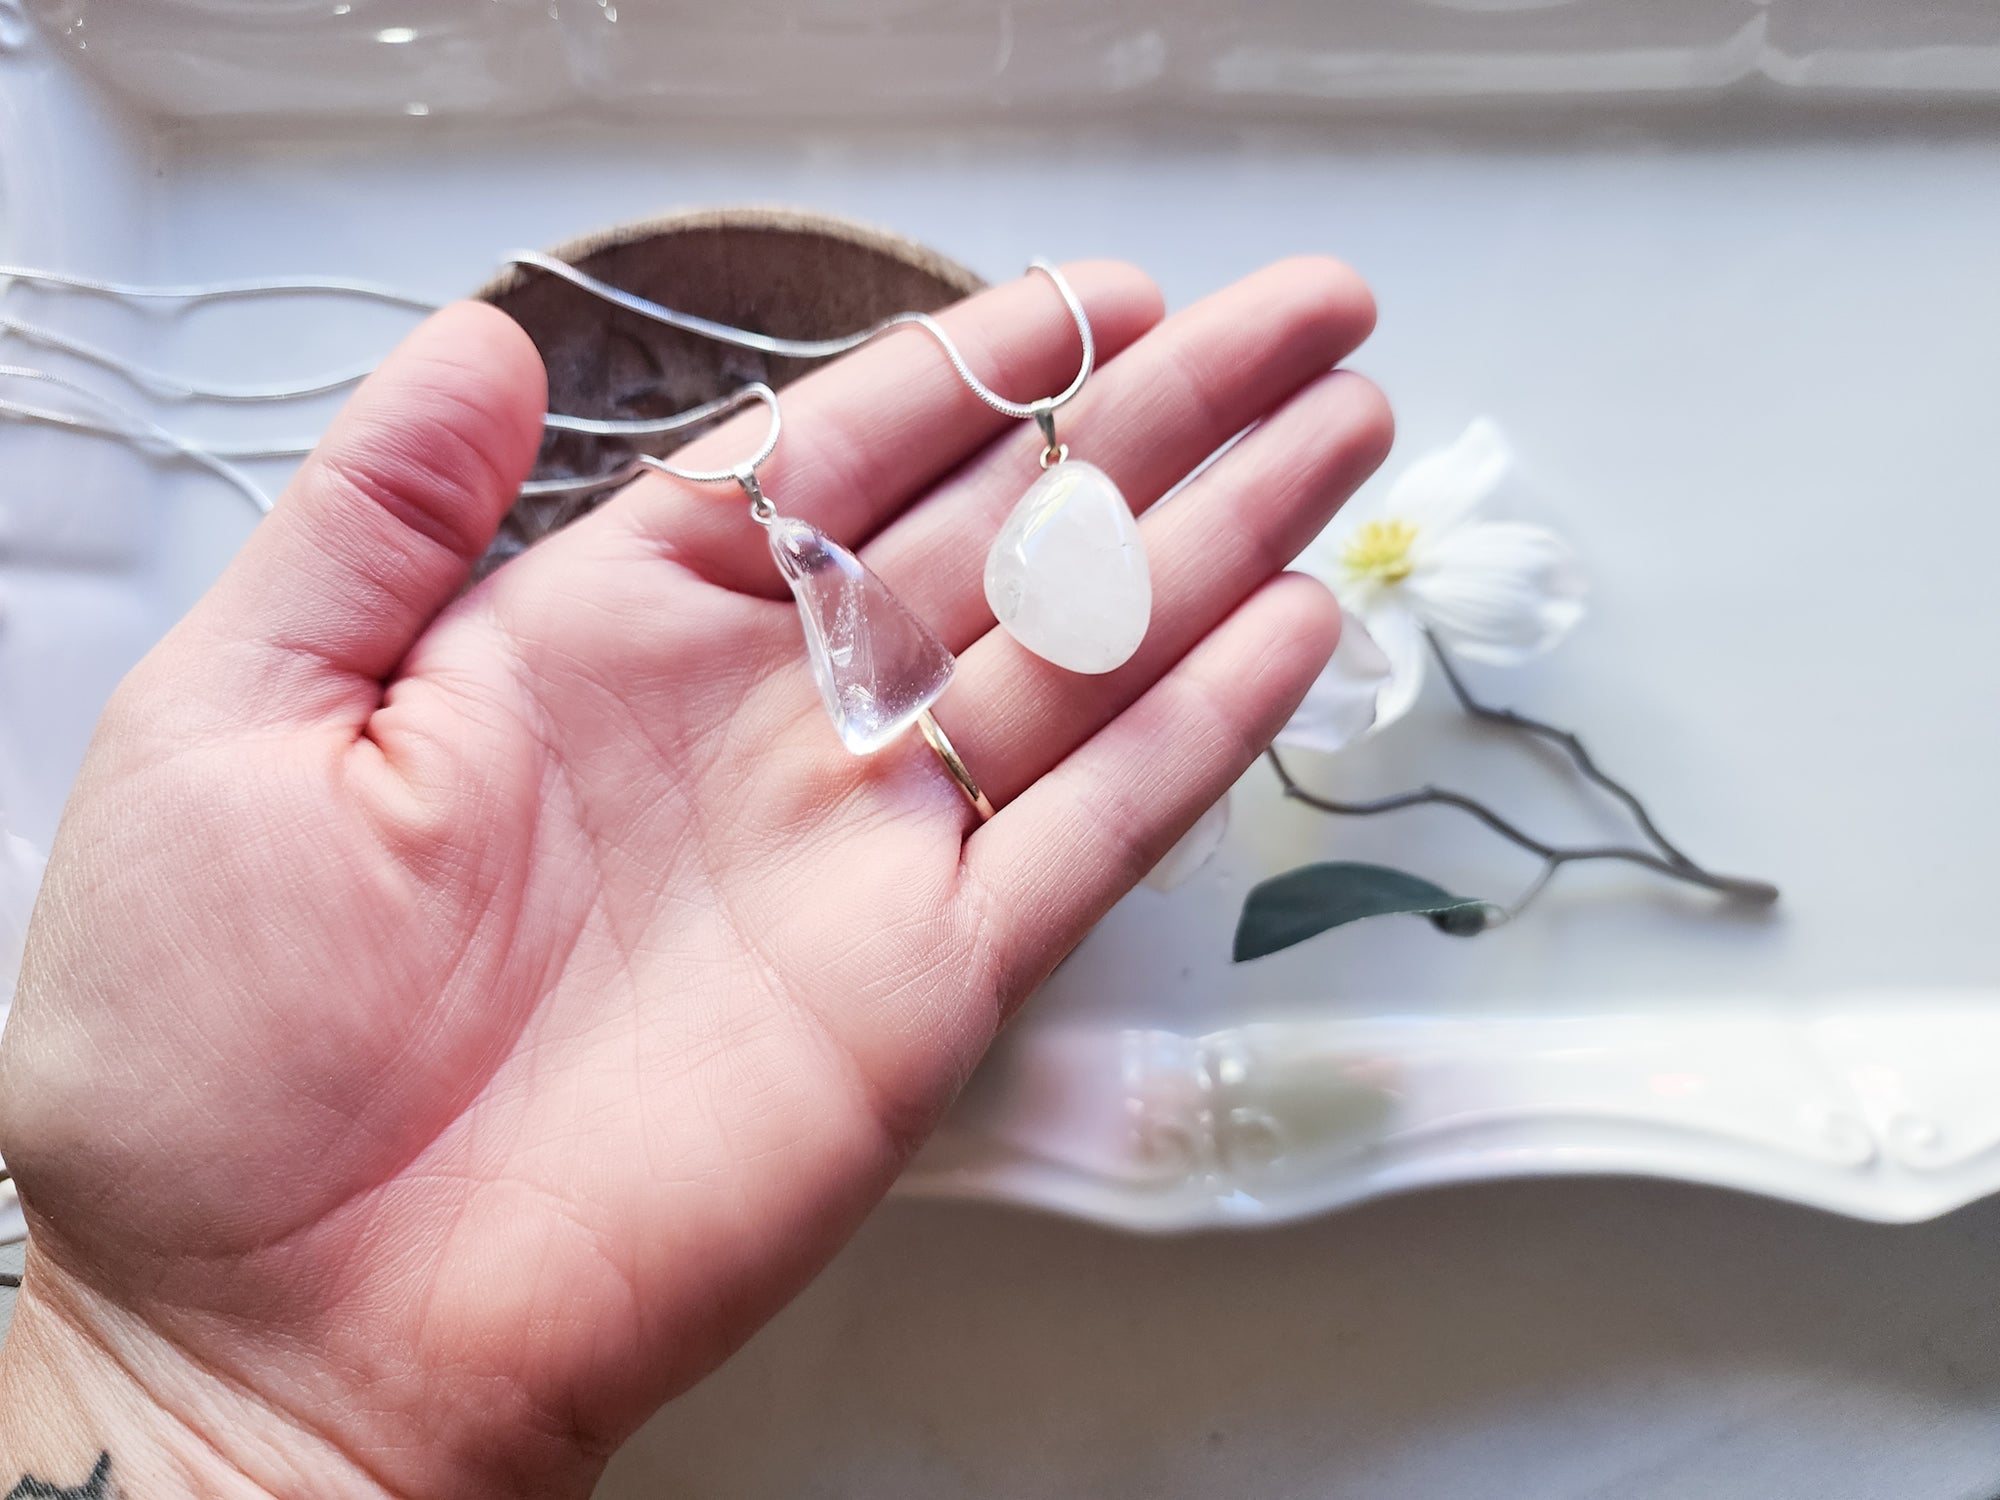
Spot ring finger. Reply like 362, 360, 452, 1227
938, 365, 1393, 808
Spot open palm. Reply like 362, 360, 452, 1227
0, 260, 1385, 1500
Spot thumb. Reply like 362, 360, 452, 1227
185, 300, 547, 727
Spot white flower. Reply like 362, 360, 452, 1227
1275, 612, 1392, 754
1143, 794, 1230, 893
1285, 417, 1585, 740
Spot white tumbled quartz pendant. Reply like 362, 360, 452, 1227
983, 460, 1151, 675
768, 516, 955, 755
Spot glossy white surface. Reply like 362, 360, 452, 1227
906, 1005, 2000, 1228
4, 27, 2000, 1243
20, 0, 2000, 120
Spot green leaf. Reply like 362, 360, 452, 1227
1233, 862, 1492, 961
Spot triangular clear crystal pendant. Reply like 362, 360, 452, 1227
768, 516, 955, 755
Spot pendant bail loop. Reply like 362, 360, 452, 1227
736, 465, 777, 525
1032, 402, 1059, 451
1032, 401, 1067, 470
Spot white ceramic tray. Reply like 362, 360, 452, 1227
4, 11, 1999, 1236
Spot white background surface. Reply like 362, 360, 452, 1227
14, 1180, 2000, 1499
109, 104, 2000, 1231
7, 23, 2000, 1498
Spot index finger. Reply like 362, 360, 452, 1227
593, 260, 1165, 596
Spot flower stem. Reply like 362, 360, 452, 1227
1266, 639, 1780, 918
1423, 632, 1704, 871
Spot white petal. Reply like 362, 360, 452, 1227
1143, 793, 1231, 892
1360, 597, 1429, 732
1276, 614, 1391, 752
1378, 417, 1512, 537
1289, 508, 1360, 583
1405, 520, 1586, 664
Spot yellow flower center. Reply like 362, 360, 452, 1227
1341, 519, 1418, 585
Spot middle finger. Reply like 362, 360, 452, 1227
860, 256, 1378, 648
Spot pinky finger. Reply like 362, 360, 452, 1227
961, 571, 1342, 1011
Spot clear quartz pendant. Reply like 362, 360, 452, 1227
767, 516, 955, 755
983, 460, 1151, 675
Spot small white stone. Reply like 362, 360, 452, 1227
983, 460, 1150, 674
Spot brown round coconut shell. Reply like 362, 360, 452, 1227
476, 206, 986, 573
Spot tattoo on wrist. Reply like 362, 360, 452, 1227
6, 1454, 113, 1500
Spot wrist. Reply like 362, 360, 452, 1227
0, 1256, 389, 1500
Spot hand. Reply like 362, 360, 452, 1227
0, 260, 1386, 1500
